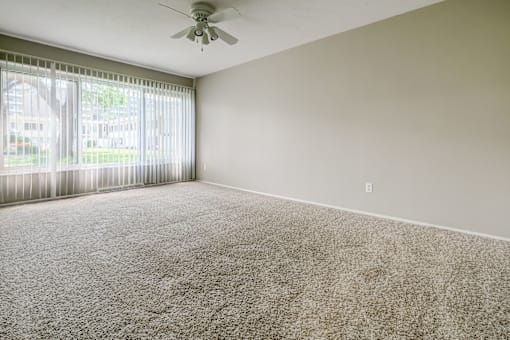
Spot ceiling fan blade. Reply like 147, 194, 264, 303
213, 27, 239, 45
207, 7, 241, 23
171, 26, 194, 39
158, 2, 192, 19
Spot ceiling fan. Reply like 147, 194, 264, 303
159, 1, 240, 47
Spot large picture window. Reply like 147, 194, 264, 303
0, 51, 195, 204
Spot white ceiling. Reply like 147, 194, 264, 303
0, 0, 442, 78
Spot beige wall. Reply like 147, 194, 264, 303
197, 0, 510, 238
0, 34, 193, 87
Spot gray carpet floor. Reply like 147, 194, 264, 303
0, 182, 509, 339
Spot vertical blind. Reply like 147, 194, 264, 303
0, 50, 195, 204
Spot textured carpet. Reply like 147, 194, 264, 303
0, 182, 509, 339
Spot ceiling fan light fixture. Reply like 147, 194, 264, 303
186, 28, 196, 41
207, 26, 219, 41
195, 22, 206, 37
202, 32, 210, 45
161, 2, 239, 48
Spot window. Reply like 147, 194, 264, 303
0, 70, 77, 168
0, 51, 195, 204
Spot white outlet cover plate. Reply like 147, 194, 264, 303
365, 183, 373, 193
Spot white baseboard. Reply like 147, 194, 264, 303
198, 180, 510, 242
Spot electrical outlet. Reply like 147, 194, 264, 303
203, 163, 207, 171
365, 183, 373, 193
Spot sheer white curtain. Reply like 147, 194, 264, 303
0, 50, 195, 204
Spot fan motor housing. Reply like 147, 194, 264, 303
191, 2, 215, 21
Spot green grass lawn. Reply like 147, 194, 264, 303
3, 148, 149, 167
81, 148, 139, 164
